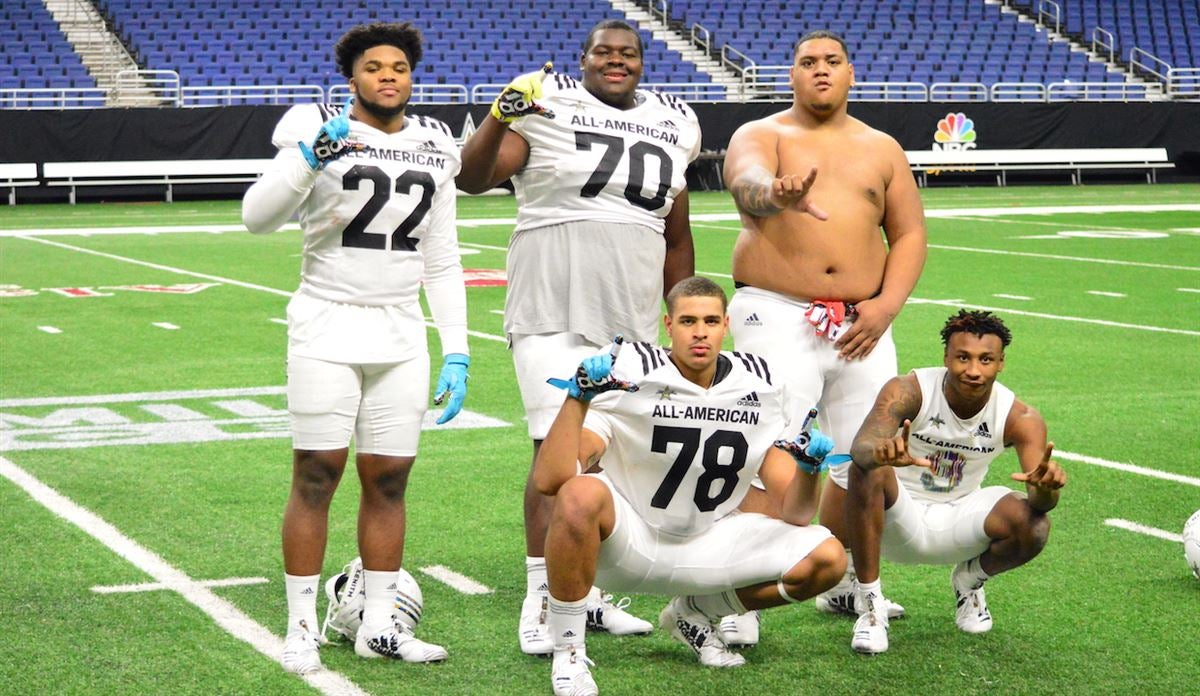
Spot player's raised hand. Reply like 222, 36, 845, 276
774, 408, 835, 473
772, 167, 829, 220
874, 419, 932, 469
547, 335, 639, 402
299, 97, 362, 170
1011, 442, 1066, 490
491, 62, 555, 123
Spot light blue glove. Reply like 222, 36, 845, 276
774, 408, 835, 474
547, 335, 639, 402
433, 353, 469, 424
298, 97, 357, 170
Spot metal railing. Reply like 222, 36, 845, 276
690, 23, 711, 55
991, 82, 1048, 102
720, 44, 755, 81
181, 85, 325, 107
1130, 47, 1172, 84
0, 88, 109, 109
849, 82, 929, 102
328, 83, 469, 104
1037, 0, 1062, 35
1046, 81, 1155, 101
1091, 27, 1116, 64
650, 0, 669, 24
930, 82, 989, 102
1167, 68, 1200, 100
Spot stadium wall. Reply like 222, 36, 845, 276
2, 102, 1198, 200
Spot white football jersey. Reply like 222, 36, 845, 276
270, 103, 462, 307
895, 367, 1016, 503
509, 73, 701, 233
584, 342, 786, 537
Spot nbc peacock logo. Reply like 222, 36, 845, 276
932, 112, 977, 151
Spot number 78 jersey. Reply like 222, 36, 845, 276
583, 343, 785, 537
510, 74, 701, 234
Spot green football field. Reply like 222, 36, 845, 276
1, 184, 1197, 695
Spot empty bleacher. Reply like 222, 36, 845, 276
1, 0, 96, 90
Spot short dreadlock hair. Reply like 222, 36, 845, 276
335, 22, 423, 78
940, 310, 1012, 349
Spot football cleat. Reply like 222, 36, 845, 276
585, 590, 653, 636
355, 621, 448, 663
850, 593, 889, 654
952, 566, 992, 634
519, 593, 554, 656
322, 557, 365, 642
717, 611, 760, 647
551, 645, 598, 696
659, 598, 745, 668
282, 619, 323, 674
817, 580, 907, 619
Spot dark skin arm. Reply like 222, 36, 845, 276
456, 116, 531, 193
662, 188, 695, 298
1004, 400, 1065, 512
850, 374, 929, 472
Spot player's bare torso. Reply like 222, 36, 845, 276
732, 113, 896, 302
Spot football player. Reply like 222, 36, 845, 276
242, 22, 466, 673
845, 310, 1066, 653
534, 276, 847, 695
722, 29, 927, 624
457, 19, 702, 654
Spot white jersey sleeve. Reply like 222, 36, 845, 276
584, 345, 784, 537
509, 74, 701, 233
896, 367, 1016, 503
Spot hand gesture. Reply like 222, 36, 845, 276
491, 62, 555, 123
774, 408, 835, 473
299, 97, 362, 170
874, 419, 931, 469
1011, 442, 1067, 491
835, 297, 898, 361
433, 353, 470, 424
772, 167, 828, 220
547, 335, 639, 402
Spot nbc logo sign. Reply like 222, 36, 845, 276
932, 112, 977, 151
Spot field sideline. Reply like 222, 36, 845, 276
1, 184, 1198, 695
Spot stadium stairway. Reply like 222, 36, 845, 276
42, 0, 135, 95
614, 0, 744, 99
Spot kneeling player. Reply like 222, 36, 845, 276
845, 310, 1066, 654
534, 277, 846, 695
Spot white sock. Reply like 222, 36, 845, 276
954, 557, 990, 591
856, 578, 883, 615
526, 556, 548, 596
284, 573, 320, 635
685, 590, 746, 621
548, 595, 588, 650
361, 569, 400, 630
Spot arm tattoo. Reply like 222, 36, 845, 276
730, 165, 783, 217
851, 377, 922, 470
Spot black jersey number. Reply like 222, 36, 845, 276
574, 132, 672, 211
650, 425, 749, 512
341, 165, 435, 251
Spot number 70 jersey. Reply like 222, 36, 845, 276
510, 74, 701, 234
583, 343, 785, 537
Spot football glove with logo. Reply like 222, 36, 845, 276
433, 353, 470, 424
547, 335, 639, 402
299, 97, 361, 170
774, 408, 835, 473
491, 62, 555, 123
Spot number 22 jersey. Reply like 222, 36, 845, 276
583, 343, 785, 537
263, 104, 466, 363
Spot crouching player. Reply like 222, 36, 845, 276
533, 277, 847, 695
845, 310, 1066, 654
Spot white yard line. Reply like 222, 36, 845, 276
1086, 291, 1127, 298
92, 576, 270, 594
993, 294, 1032, 301
419, 566, 494, 595
1104, 518, 1183, 543
0, 455, 369, 696
37, 326, 62, 334
927, 244, 1200, 272
1056, 450, 1200, 488
904, 299, 1200, 336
